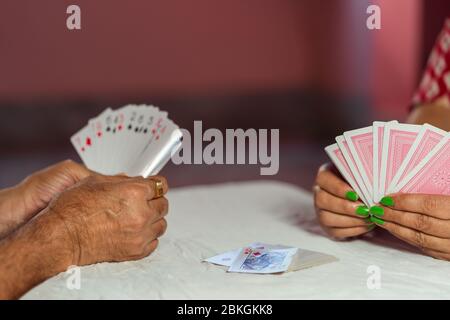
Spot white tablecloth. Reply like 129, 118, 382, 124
23, 181, 450, 299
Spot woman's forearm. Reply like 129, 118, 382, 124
407, 98, 450, 131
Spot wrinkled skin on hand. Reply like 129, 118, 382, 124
0, 160, 91, 238
47, 174, 169, 266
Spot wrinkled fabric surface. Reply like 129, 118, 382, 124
23, 181, 450, 299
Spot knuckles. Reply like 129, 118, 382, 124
120, 183, 148, 200
128, 211, 150, 230
413, 214, 432, 233
413, 230, 427, 249
422, 197, 440, 214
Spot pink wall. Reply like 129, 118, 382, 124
0, 0, 314, 100
371, 0, 422, 119
0, 0, 423, 120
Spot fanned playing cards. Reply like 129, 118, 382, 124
71, 104, 183, 177
326, 122, 450, 206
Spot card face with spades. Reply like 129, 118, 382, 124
71, 104, 183, 177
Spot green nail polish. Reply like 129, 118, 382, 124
364, 217, 372, 224
370, 205, 384, 217
380, 196, 394, 207
370, 216, 384, 225
355, 205, 369, 217
346, 191, 359, 202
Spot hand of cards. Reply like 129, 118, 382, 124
326, 121, 450, 206
205, 243, 337, 274
71, 105, 183, 177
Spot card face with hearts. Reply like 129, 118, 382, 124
395, 134, 450, 195
71, 104, 182, 177
228, 247, 298, 274
204, 243, 337, 274
71, 125, 95, 169
325, 121, 449, 205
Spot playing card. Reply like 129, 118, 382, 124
228, 247, 298, 274
343, 126, 374, 197
204, 249, 240, 267
373, 121, 398, 205
203, 243, 292, 267
387, 124, 447, 194
378, 123, 421, 202
394, 133, 450, 195
325, 143, 370, 206
288, 248, 338, 272
127, 117, 183, 177
107, 105, 133, 174
205, 243, 337, 273
87, 108, 112, 171
71, 104, 182, 177
70, 124, 96, 169
336, 136, 374, 206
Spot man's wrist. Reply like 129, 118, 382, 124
0, 186, 28, 238
0, 209, 74, 299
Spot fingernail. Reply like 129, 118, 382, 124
370, 205, 384, 217
355, 205, 369, 217
380, 196, 394, 207
370, 216, 384, 225
346, 191, 359, 202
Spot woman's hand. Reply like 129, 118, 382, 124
0, 160, 91, 238
371, 193, 450, 261
313, 163, 374, 239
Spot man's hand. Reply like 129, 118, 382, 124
0, 174, 169, 299
19, 159, 92, 218
0, 160, 91, 238
314, 163, 374, 240
48, 174, 169, 265
371, 193, 450, 261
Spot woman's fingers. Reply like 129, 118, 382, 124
422, 248, 450, 261
382, 193, 450, 219
375, 219, 450, 251
315, 188, 367, 218
379, 207, 450, 238
325, 225, 375, 240
316, 164, 358, 201
318, 210, 371, 228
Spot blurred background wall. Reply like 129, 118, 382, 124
0, 0, 448, 189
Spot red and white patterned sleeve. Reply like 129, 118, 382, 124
412, 17, 450, 107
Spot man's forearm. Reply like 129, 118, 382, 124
0, 187, 27, 239
0, 211, 73, 299
407, 98, 450, 131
